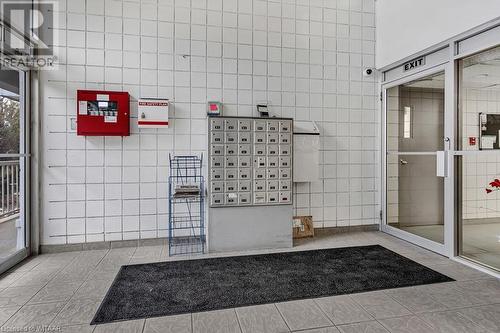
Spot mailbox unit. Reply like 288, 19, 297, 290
208, 116, 294, 252
208, 116, 293, 207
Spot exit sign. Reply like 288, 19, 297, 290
403, 56, 425, 72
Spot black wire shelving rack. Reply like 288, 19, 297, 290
168, 154, 205, 255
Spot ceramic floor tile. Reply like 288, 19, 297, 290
337, 321, 390, 333
378, 315, 439, 333
0, 272, 23, 289
129, 258, 162, 265
1, 231, 497, 333
51, 267, 92, 284
426, 263, 489, 281
400, 252, 450, 266
58, 324, 95, 333
7, 258, 42, 273
93, 319, 144, 333
1, 302, 65, 329
52, 298, 102, 326
451, 279, 500, 304
276, 299, 333, 331
0, 286, 41, 307
457, 304, 500, 332
415, 283, 484, 309
84, 268, 120, 283
132, 246, 163, 258
384, 287, 447, 313
418, 310, 491, 333
315, 295, 374, 325
0, 306, 20, 326
192, 309, 241, 333
143, 314, 192, 333
29, 263, 62, 274
8, 270, 57, 288
235, 304, 290, 333
72, 279, 113, 300
28, 282, 81, 304
350, 291, 411, 319
296, 327, 341, 333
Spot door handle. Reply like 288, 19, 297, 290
436, 151, 448, 177
400, 159, 408, 165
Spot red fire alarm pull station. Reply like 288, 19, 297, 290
469, 137, 477, 146
77, 90, 130, 136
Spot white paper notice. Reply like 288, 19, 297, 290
96, 94, 109, 101
481, 135, 496, 150
480, 113, 487, 124
78, 101, 87, 115
104, 115, 117, 123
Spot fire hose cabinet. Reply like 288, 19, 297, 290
77, 90, 130, 136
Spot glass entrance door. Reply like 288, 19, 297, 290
0, 67, 28, 274
383, 69, 449, 254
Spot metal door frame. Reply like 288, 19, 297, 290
381, 64, 451, 256
380, 19, 500, 277
453, 30, 500, 275
0, 68, 31, 275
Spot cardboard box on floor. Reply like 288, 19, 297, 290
293, 216, 314, 239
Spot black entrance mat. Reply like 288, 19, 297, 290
91, 245, 453, 324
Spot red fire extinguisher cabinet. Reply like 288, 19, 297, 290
77, 90, 130, 136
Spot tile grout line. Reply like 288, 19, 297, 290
349, 291, 414, 323
232, 308, 244, 333
2, 252, 84, 329
46, 255, 105, 328
273, 303, 292, 332
311, 298, 335, 326
371, 318, 392, 333
454, 304, 500, 332
46, 249, 113, 327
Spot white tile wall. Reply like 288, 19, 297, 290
462, 88, 500, 220
41, 0, 379, 245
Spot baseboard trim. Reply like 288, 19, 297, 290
462, 217, 500, 225
314, 224, 380, 236
40, 238, 168, 254
39, 224, 381, 254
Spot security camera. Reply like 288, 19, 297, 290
363, 68, 374, 77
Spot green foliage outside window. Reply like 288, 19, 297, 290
0, 96, 20, 154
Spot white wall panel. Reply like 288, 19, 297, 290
40, 0, 379, 245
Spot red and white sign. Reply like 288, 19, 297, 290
138, 98, 169, 128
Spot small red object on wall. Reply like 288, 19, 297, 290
77, 90, 130, 136
469, 137, 476, 146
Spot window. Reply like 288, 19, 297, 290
403, 106, 412, 138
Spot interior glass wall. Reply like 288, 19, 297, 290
458, 45, 500, 270
386, 72, 445, 244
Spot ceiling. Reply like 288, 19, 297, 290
462, 60, 500, 90
403, 72, 445, 89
